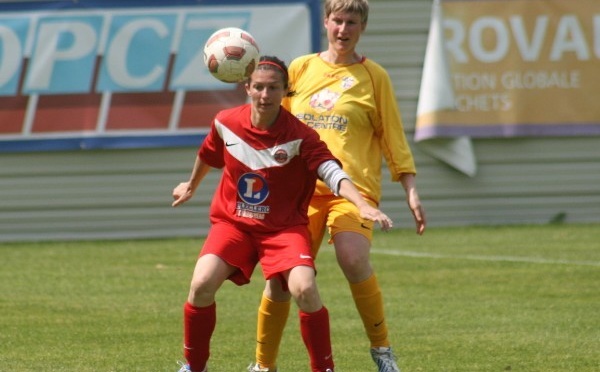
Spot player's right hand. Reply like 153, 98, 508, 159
359, 206, 393, 232
172, 181, 193, 207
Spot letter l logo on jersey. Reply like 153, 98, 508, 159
237, 172, 269, 205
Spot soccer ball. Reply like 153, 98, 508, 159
203, 27, 260, 83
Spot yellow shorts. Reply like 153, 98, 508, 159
307, 195, 377, 257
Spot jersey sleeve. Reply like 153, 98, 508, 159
368, 61, 417, 180
198, 117, 225, 169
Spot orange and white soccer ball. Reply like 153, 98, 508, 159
203, 27, 260, 83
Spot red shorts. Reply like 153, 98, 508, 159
200, 222, 315, 286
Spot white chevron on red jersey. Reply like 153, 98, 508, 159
198, 104, 339, 233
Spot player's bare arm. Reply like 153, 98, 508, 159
317, 160, 393, 231
337, 179, 393, 232
172, 156, 212, 207
400, 173, 426, 235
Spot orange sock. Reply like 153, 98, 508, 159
350, 274, 391, 347
255, 294, 290, 369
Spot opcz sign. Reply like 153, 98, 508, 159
0, 4, 313, 151
4, 10, 250, 95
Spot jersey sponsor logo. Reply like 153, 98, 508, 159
296, 112, 348, 131
236, 207, 267, 219
225, 142, 238, 147
236, 173, 270, 219
237, 172, 269, 205
299, 254, 312, 259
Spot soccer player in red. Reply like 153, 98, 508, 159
172, 56, 393, 372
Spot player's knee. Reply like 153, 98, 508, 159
290, 280, 321, 311
188, 276, 217, 305
338, 254, 373, 282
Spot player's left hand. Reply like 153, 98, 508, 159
407, 188, 426, 235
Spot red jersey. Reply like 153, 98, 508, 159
199, 104, 339, 233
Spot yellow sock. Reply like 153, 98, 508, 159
350, 274, 391, 348
255, 294, 291, 369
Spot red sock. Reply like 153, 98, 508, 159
183, 302, 216, 372
299, 306, 334, 372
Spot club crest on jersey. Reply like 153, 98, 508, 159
273, 149, 289, 164
309, 88, 340, 113
341, 76, 356, 90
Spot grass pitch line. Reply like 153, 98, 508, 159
371, 249, 600, 267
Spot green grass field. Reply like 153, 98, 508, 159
1, 224, 598, 371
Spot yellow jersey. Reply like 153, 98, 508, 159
283, 53, 416, 203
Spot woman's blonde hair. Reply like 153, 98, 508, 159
324, 0, 369, 24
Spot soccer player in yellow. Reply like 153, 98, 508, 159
248, 1, 426, 371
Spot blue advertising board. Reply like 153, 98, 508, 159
0, 0, 320, 152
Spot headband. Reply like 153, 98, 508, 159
257, 60, 288, 78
